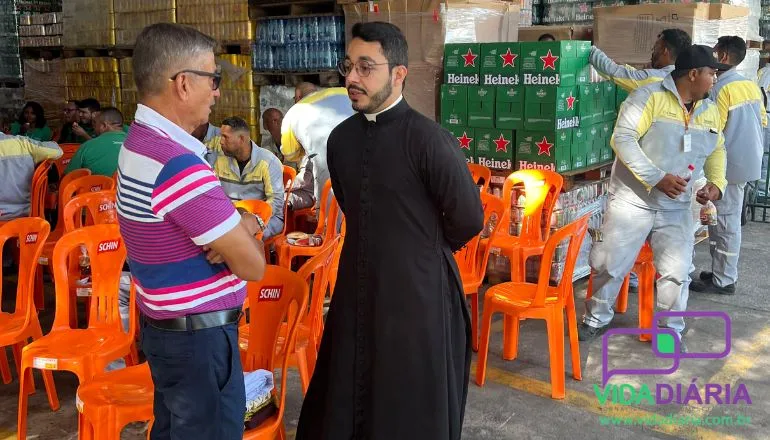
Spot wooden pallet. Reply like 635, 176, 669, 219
20, 46, 64, 60
251, 0, 340, 18
253, 70, 341, 87
62, 47, 132, 59
220, 41, 252, 55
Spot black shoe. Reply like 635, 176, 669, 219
578, 323, 609, 341
699, 271, 713, 281
690, 279, 736, 295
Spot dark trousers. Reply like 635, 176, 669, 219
141, 319, 246, 440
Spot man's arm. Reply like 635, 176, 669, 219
22, 137, 63, 163
590, 46, 661, 92
610, 89, 666, 191
288, 156, 316, 210
422, 127, 484, 252
704, 132, 728, 196
280, 108, 305, 163
151, 154, 265, 281
262, 154, 285, 238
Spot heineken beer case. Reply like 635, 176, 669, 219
577, 84, 594, 127
495, 86, 524, 130
440, 85, 468, 127
444, 125, 476, 164
572, 126, 589, 169
603, 82, 618, 121
519, 41, 590, 87
475, 128, 514, 170
467, 86, 495, 129
480, 43, 521, 86
515, 129, 572, 173
444, 43, 480, 85
524, 85, 579, 131
592, 83, 604, 122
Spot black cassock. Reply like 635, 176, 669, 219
296, 99, 484, 440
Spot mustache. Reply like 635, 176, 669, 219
348, 85, 367, 95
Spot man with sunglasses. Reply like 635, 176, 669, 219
116, 23, 266, 440
297, 22, 483, 440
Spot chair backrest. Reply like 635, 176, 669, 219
282, 165, 297, 191
529, 215, 589, 308
51, 169, 91, 233
53, 143, 81, 177
51, 224, 127, 332
314, 180, 340, 242
0, 218, 50, 329
62, 190, 118, 232
501, 169, 563, 242
30, 160, 53, 218
468, 163, 492, 193
234, 199, 273, 225
454, 192, 505, 281
277, 165, 298, 238
297, 236, 340, 346
327, 218, 345, 294
243, 265, 309, 430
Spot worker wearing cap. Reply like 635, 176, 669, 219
690, 36, 767, 295
590, 29, 692, 92
580, 45, 729, 352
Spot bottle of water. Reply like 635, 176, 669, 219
319, 16, 330, 42
308, 42, 318, 70
275, 19, 285, 45
309, 16, 319, 42
299, 43, 308, 71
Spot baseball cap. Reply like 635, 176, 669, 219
675, 44, 732, 71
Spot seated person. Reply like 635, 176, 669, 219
260, 108, 285, 162
58, 100, 82, 143
11, 101, 52, 141
65, 107, 126, 177
287, 154, 315, 212
70, 98, 101, 142
192, 120, 221, 145
207, 116, 285, 239
0, 133, 63, 220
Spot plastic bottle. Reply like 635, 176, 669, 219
700, 200, 718, 226
679, 164, 695, 182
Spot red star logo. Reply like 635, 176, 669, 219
536, 137, 554, 156
566, 92, 576, 110
457, 132, 473, 150
500, 48, 517, 68
541, 49, 559, 70
494, 134, 510, 153
462, 48, 478, 67
579, 3, 589, 12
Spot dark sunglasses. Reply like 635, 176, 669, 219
169, 68, 222, 90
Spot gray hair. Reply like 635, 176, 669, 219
133, 23, 217, 99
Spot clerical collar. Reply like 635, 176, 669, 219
364, 95, 403, 122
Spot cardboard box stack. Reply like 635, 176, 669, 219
63, 0, 115, 47
64, 57, 121, 107
535, 0, 596, 26
18, 12, 62, 48
23, 59, 66, 127
118, 57, 135, 122
176, 0, 253, 42
212, 54, 260, 141
441, 40, 617, 173
114, 0, 176, 47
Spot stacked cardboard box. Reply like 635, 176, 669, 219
114, 0, 175, 47
0, 2, 22, 80
536, 0, 595, 25
19, 12, 62, 47
211, 54, 260, 141
64, 57, 121, 107
23, 59, 66, 128
177, 0, 252, 42
441, 40, 616, 172
63, 0, 115, 47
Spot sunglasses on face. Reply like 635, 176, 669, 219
169, 68, 222, 90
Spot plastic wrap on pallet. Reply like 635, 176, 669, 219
23, 59, 66, 129
736, 48, 761, 81
63, 0, 115, 47
594, 3, 752, 66
64, 57, 121, 106
258, 85, 295, 146
637, 0, 760, 40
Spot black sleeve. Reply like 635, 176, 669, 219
421, 123, 484, 252
326, 128, 345, 214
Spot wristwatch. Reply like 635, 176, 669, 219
254, 213, 267, 231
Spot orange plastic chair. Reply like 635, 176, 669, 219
468, 163, 492, 193
17, 224, 137, 440
454, 192, 505, 351
63, 190, 119, 232
76, 362, 153, 440
54, 143, 81, 177
235, 199, 273, 241
30, 160, 53, 219
274, 179, 339, 269
240, 265, 309, 440
586, 242, 656, 342
38, 168, 91, 262
265, 166, 298, 253
476, 216, 589, 399
0, 219, 56, 406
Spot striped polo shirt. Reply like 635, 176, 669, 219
116, 104, 246, 320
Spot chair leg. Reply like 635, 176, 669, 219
616, 275, 630, 314
565, 295, 582, 381
546, 309, 566, 400
296, 347, 310, 395
0, 348, 11, 384
502, 314, 520, 361
17, 365, 30, 440
638, 264, 655, 342
469, 292, 479, 352
306, 343, 318, 378
33, 323, 59, 410
279, 423, 287, 440
475, 303, 495, 387
12, 342, 35, 395
586, 271, 594, 302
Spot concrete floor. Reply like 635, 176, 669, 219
0, 221, 769, 439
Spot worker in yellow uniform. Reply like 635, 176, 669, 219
690, 36, 767, 295
580, 45, 729, 353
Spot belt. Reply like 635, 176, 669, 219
143, 308, 242, 332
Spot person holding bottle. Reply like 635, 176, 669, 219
579, 45, 728, 353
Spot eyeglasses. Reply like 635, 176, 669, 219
169, 68, 222, 90
337, 59, 389, 78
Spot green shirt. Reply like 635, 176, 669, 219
64, 130, 126, 177
10, 122, 52, 141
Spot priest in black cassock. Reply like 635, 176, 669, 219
296, 22, 484, 440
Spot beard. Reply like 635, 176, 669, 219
351, 79, 393, 114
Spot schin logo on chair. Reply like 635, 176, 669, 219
25, 233, 39, 244
90, 185, 103, 192
98, 201, 116, 212
258, 286, 283, 301
97, 239, 121, 253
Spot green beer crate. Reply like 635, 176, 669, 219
603, 82, 618, 121
480, 43, 521, 86
475, 128, 515, 170
524, 85, 579, 131
591, 83, 604, 122
444, 125, 476, 164
577, 84, 594, 127
600, 147, 614, 162
519, 41, 590, 87
495, 86, 524, 130
572, 126, 589, 169
515, 129, 572, 172
587, 137, 602, 166
440, 85, 468, 127
467, 86, 495, 129
444, 43, 481, 85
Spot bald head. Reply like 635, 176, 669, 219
294, 82, 318, 103
262, 107, 283, 143
94, 107, 124, 135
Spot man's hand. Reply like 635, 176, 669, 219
655, 173, 688, 199
202, 245, 225, 265
72, 122, 91, 140
240, 211, 262, 237
696, 183, 722, 205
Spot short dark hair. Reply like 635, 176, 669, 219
97, 106, 123, 126
715, 36, 747, 66
78, 98, 101, 113
659, 29, 692, 60
19, 101, 46, 128
221, 116, 250, 135
538, 33, 556, 42
351, 22, 408, 69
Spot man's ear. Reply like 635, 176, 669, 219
393, 65, 408, 87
